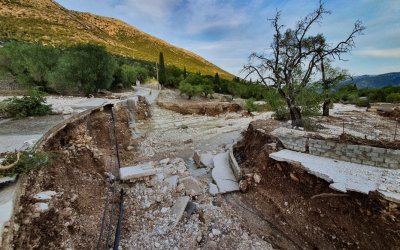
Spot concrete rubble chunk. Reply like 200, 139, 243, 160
193, 151, 214, 169
170, 196, 190, 227
164, 175, 179, 189
179, 176, 203, 196
212, 152, 239, 193
209, 183, 219, 196
33, 202, 49, 212
120, 162, 158, 181
33, 191, 58, 201
270, 150, 400, 204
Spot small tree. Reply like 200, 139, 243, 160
179, 82, 202, 99
159, 52, 166, 85
318, 60, 349, 116
243, 2, 364, 126
183, 67, 187, 79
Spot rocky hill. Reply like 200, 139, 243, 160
0, 0, 233, 78
342, 72, 400, 89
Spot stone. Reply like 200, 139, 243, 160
33, 191, 58, 201
212, 152, 239, 193
119, 162, 158, 181
126, 145, 134, 151
184, 139, 193, 144
34, 202, 49, 212
159, 158, 170, 165
184, 201, 197, 217
161, 207, 170, 213
179, 176, 203, 196
212, 229, 221, 236
164, 175, 179, 189
239, 180, 248, 192
193, 150, 202, 166
253, 173, 261, 184
209, 183, 219, 195
170, 196, 190, 227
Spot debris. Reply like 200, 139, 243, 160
184, 139, 193, 144
0, 176, 16, 187
33, 202, 49, 213
160, 207, 170, 213
212, 152, 239, 193
33, 191, 58, 201
179, 176, 203, 196
185, 201, 197, 218
212, 229, 221, 236
170, 196, 190, 227
164, 175, 179, 189
209, 183, 219, 195
239, 180, 249, 192
119, 162, 158, 181
193, 151, 214, 168
289, 173, 299, 182
159, 158, 170, 165
253, 173, 261, 184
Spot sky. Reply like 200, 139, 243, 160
55, 0, 400, 77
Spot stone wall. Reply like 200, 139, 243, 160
272, 127, 400, 170
308, 139, 399, 169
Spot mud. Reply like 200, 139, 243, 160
8, 104, 133, 249
232, 120, 400, 249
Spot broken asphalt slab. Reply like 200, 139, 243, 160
270, 149, 400, 203
170, 196, 190, 227
211, 152, 239, 194
120, 162, 158, 181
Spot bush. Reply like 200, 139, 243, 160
0, 150, 51, 177
179, 81, 202, 99
273, 108, 290, 120
245, 98, 261, 112
355, 98, 370, 107
386, 93, 400, 103
1, 89, 51, 118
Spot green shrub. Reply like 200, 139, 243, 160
179, 81, 202, 99
273, 108, 290, 120
0, 150, 51, 177
1, 89, 51, 118
355, 98, 370, 107
386, 93, 400, 103
245, 98, 261, 112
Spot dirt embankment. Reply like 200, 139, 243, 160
232, 120, 400, 250
157, 89, 241, 116
8, 104, 134, 249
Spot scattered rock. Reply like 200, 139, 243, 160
171, 196, 190, 227
161, 207, 170, 213
179, 176, 203, 196
185, 201, 197, 218
126, 145, 134, 151
193, 150, 202, 166
239, 180, 249, 192
33, 191, 58, 201
119, 162, 158, 181
184, 139, 193, 144
212, 229, 221, 236
290, 173, 299, 182
159, 158, 170, 165
164, 175, 179, 189
253, 173, 261, 184
209, 183, 219, 195
33, 202, 49, 212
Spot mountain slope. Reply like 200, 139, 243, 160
0, 0, 233, 78
341, 72, 400, 89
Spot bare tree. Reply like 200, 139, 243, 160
243, 1, 365, 126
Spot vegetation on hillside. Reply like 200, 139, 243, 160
0, 0, 232, 78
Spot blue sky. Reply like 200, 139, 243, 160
55, 0, 400, 77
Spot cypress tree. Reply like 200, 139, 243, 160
183, 67, 187, 79
213, 73, 220, 85
159, 52, 166, 85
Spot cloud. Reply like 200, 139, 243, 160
115, 0, 181, 23
356, 49, 400, 58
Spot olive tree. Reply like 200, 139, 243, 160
243, 2, 364, 126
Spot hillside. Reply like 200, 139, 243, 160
0, 0, 233, 79
342, 72, 400, 89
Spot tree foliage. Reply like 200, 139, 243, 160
159, 52, 166, 85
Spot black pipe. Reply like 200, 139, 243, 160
113, 189, 125, 250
